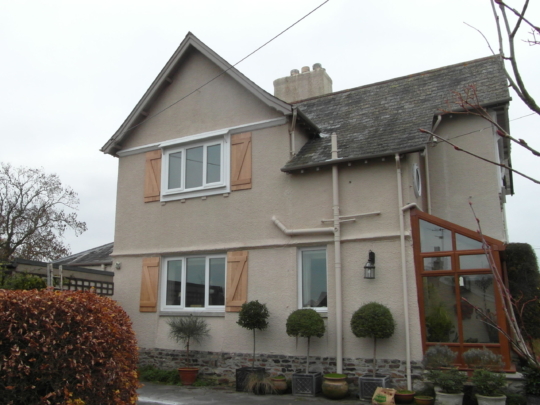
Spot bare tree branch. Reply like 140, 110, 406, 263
419, 127, 540, 184
446, 84, 540, 157
491, 0, 540, 115
0, 164, 87, 261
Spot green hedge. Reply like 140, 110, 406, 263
506, 243, 540, 339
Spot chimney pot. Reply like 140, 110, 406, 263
273, 63, 333, 103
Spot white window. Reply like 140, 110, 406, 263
161, 135, 230, 201
298, 247, 327, 311
161, 255, 226, 311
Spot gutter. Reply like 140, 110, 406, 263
281, 146, 425, 173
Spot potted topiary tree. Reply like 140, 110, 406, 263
350, 302, 395, 399
471, 369, 507, 405
166, 315, 209, 385
235, 300, 270, 392
286, 309, 326, 396
426, 368, 467, 405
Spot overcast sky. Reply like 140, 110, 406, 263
1, 0, 538, 256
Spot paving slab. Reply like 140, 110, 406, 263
137, 382, 366, 405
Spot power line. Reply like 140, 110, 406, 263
449, 112, 537, 141
124, 0, 331, 135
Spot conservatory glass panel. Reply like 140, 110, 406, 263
420, 220, 452, 253
423, 276, 458, 343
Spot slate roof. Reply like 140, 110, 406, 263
53, 242, 114, 267
282, 55, 510, 172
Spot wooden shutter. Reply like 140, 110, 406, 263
140, 257, 160, 312
230, 132, 252, 191
226, 251, 248, 312
144, 150, 162, 202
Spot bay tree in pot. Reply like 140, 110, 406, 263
235, 300, 270, 392
471, 369, 507, 405
166, 315, 209, 385
286, 309, 325, 396
350, 302, 395, 399
426, 368, 467, 405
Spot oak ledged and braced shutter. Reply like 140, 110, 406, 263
226, 251, 248, 312
144, 150, 161, 203
230, 132, 252, 191
140, 257, 160, 312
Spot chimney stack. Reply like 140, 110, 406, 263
273, 63, 333, 103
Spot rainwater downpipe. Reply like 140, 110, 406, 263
395, 153, 412, 390
331, 133, 344, 374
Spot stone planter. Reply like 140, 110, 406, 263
322, 374, 349, 399
435, 391, 464, 405
358, 375, 390, 400
292, 372, 323, 396
235, 367, 265, 392
476, 394, 506, 405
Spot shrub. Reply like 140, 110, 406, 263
462, 347, 504, 371
350, 302, 395, 376
0, 289, 139, 404
522, 367, 540, 396
505, 243, 540, 340
1, 272, 47, 290
167, 315, 209, 366
138, 365, 180, 385
237, 300, 270, 368
471, 369, 507, 396
426, 368, 467, 394
422, 345, 457, 369
286, 309, 325, 373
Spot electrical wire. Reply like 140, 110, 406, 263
123, 0, 330, 136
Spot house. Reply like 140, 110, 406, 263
101, 32, 513, 385
5, 242, 115, 296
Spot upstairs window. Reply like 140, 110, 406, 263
163, 138, 226, 198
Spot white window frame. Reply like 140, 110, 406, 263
161, 133, 230, 202
297, 247, 328, 312
160, 254, 226, 312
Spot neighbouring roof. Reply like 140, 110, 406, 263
53, 242, 114, 267
282, 55, 510, 172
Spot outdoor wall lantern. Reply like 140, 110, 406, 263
364, 250, 376, 279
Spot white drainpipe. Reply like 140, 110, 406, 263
271, 216, 334, 235
395, 153, 412, 390
331, 133, 343, 374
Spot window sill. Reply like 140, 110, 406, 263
160, 311, 225, 317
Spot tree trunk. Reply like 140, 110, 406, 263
252, 329, 256, 369
373, 337, 377, 377
306, 337, 311, 374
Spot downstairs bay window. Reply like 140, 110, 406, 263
161, 255, 226, 311
410, 210, 512, 369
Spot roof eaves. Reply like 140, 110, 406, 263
281, 146, 426, 173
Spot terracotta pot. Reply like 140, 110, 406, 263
178, 367, 198, 385
322, 375, 349, 399
271, 377, 287, 394
415, 395, 435, 405
395, 391, 416, 404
